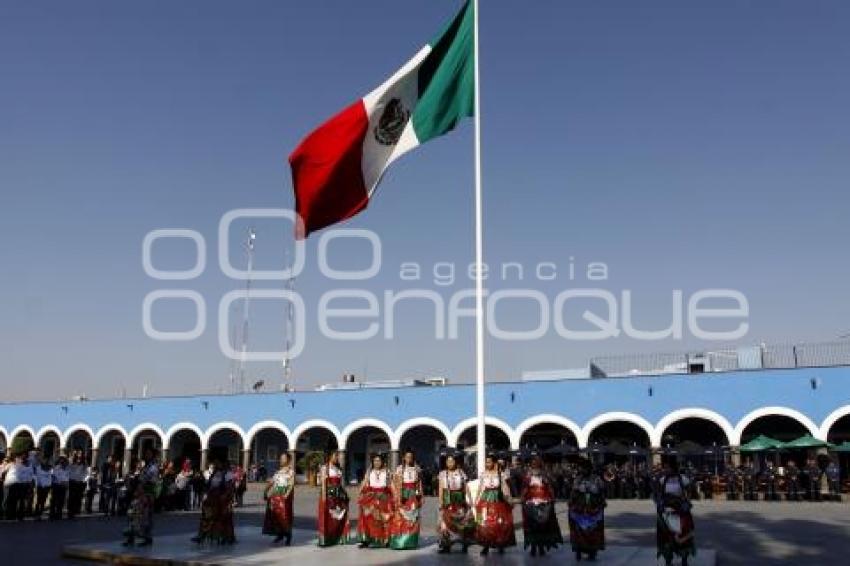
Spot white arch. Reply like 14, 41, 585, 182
164, 422, 205, 449
291, 419, 342, 449
62, 423, 95, 449
340, 418, 396, 449
127, 423, 166, 449
93, 424, 128, 447
820, 405, 850, 442
733, 406, 820, 446
652, 408, 734, 448
393, 417, 452, 450
35, 425, 63, 447
449, 416, 515, 449
245, 420, 293, 448
513, 414, 582, 451
581, 412, 655, 449
9, 424, 36, 444
202, 422, 247, 450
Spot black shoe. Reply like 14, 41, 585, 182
274, 535, 285, 544
576, 551, 582, 561
481, 547, 489, 556
358, 542, 369, 549
498, 547, 505, 555
588, 551, 597, 561
285, 535, 292, 547
461, 544, 468, 554
191, 536, 202, 544
530, 546, 537, 557
438, 546, 450, 554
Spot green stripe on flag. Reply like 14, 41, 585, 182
413, 0, 475, 143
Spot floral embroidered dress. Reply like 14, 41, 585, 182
656, 474, 696, 565
195, 469, 236, 544
437, 468, 476, 551
263, 466, 294, 539
357, 467, 396, 547
569, 474, 606, 556
124, 462, 159, 543
317, 464, 350, 546
522, 469, 563, 552
474, 469, 516, 549
389, 464, 422, 549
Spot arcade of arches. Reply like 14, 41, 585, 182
4, 410, 848, 483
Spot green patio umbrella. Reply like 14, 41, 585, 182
739, 434, 783, 452
830, 441, 850, 453
780, 434, 834, 450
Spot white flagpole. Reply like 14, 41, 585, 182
473, 0, 486, 477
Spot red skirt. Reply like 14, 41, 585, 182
263, 491, 293, 537
357, 486, 395, 547
318, 480, 350, 546
475, 489, 516, 548
389, 482, 422, 549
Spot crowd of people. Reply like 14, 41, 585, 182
0, 446, 249, 526
5, 442, 844, 565
95, 446, 695, 565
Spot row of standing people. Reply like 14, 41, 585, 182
314, 450, 695, 564
1, 449, 96, 521
726, 458, 842, 501
309, 450, 564, 556
117, 447, 696, 565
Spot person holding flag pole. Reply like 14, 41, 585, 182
288, 0, 488, 477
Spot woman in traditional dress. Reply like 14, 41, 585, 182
356, 453, 396, 548
122, 449, 159, 547
655, 459, 696, 566
521, 454, 563, 557
317, 451, 350, 547
568, 458, 606, 561
437, 452, 476, 554
263, 453, 295, 545
192, 459, 236, 545
474, 453, 516, 555
389, 449, 423, 550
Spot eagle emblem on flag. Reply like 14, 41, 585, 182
374, 97, 409, 146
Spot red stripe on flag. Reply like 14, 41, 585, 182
289, 100, 370, 238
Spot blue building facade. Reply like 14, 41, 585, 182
2, 365, 850, 475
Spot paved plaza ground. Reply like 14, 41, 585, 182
0, 486, 847, 565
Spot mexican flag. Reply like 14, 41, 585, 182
289, 1, 474, 238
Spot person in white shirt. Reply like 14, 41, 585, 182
3, 453, 20, 520
4, 453, 34, 521
34, 456, 54, 519
68, 450, 88, 518
51, 455, 71, 519
0, 454, 11, 512
85, 467, 99, 514
174, 460, 193, 511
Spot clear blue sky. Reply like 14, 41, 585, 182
2, 0, 849, 401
